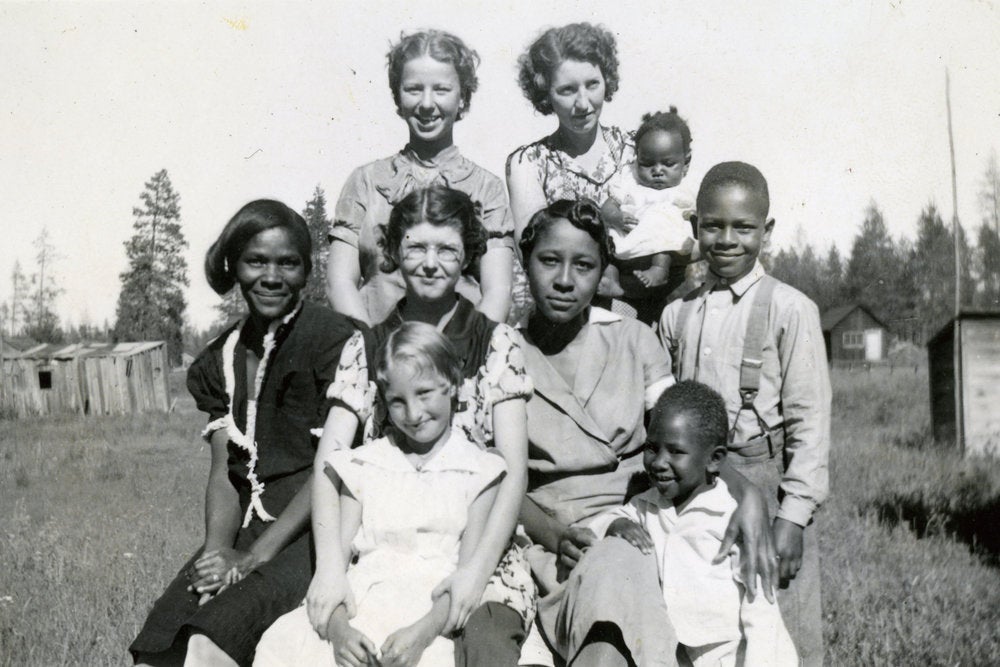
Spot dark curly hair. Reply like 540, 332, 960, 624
204, 199, 312, 296
517, 22, 620, 115
651, 380, 729, 451
387, 30, 480, 117
635, 106, 693, 158
381, 185, 487, 276
518, 198, 615, 269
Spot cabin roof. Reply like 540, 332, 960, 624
927, 310, 1000, 349
820, 303, 888, 332
5, 341, 164, 360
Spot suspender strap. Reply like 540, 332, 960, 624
728, 275, 778, 450
739, 275, 777, 405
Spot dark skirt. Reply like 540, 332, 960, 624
130, 469, 314, 666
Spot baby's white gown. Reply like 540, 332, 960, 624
253, 430, 506, 667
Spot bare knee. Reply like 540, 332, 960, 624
184, 634, 237, 667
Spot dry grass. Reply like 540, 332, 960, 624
1, 367, 999, 665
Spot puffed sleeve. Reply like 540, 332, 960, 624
313, 316, 362, 429
479, 324, 533, 405
329, 165, 370, 247
186, 336, 231, 439
324, 448, 366, 502
326, 331, 376, 423
478, 173, 515, 252
636, 322, 674, 410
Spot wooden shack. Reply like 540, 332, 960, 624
927, 312, 1000, 456
820, 303, 889, 364
1, 341, 170, 418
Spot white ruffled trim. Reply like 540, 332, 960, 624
210, 302, 302, 527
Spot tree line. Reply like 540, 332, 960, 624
3, 171, 332, 366
4, 155, 1000, 364
768, 152, 1000, 344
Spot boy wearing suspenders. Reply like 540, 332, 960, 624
658, 162, 831, 666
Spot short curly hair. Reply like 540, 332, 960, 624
386, 30, 480, 116
517, 22, 620, 115
380, 185, 487, 276
635, 106, 693, 158
651, 380, 729, 451
696, 161, 770, 217
518, 198, 615, 270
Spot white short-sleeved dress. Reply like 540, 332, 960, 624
253, 431, 507, 667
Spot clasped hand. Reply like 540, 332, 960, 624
187, 547, 259, 604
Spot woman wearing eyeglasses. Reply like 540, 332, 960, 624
300, 185, 534, 666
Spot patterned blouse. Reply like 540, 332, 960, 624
505, 125, 634, 205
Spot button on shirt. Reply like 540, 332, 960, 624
658, 262, 831, 527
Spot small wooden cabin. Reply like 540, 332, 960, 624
927, 312, 1000, 456
820, 304, 889, 364
1, 341, 170, 418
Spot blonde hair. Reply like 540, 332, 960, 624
373, 321, 463, 396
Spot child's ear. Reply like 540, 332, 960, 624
762, 217, 776, 248
683, 152, 692, 176
706, 444, 726, 477
689, 213, 699, 239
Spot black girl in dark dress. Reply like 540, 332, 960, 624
130, 200, 358, 667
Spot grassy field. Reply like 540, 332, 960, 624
2, 367, 999, 665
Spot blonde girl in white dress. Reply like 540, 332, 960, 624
254, 322, 506, 667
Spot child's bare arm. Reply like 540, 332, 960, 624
601, 197, 627, 233
307, 406, 362, 638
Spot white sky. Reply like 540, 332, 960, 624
2, 1, 999, 330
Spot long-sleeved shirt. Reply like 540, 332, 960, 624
658, 262, 831, 527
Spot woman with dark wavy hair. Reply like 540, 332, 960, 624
290, 186, 534, 666
515, 199, 776, 667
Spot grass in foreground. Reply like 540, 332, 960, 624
1, 368, 999, 665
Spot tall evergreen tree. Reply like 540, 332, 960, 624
979, 151, 1000, 235
114, 169, 188, 365
844, 201, 914, 333
912, 203, 973, 336
301, 185, 331, 305
974, 223, 1000, 310
8, 260, 28, 337
24, 228, 64, 343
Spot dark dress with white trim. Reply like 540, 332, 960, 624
129, 302, 357, 666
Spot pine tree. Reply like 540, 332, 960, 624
302, 185, 331, 305
8, 260, 28, 337
974, 223, 1000, 309
844, 201, 915, 333
24, 228, 64, 343
114, 169, 188, 365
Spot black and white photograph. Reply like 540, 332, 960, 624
2, 1, 999, 665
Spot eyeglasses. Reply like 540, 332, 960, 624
400, 244, 464, 265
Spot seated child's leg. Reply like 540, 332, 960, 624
740, 582, 797, 667
680, 640, 740, 667
597, 264, 625, 298
633, 252, 672, 288
454, 601, 527, 667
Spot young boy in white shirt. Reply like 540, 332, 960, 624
588, 381, 797, 667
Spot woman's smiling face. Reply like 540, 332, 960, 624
526, 217, 602, 323
236, 227, 307, 322
398, 221, 466, 304
397, 55, 463, 146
